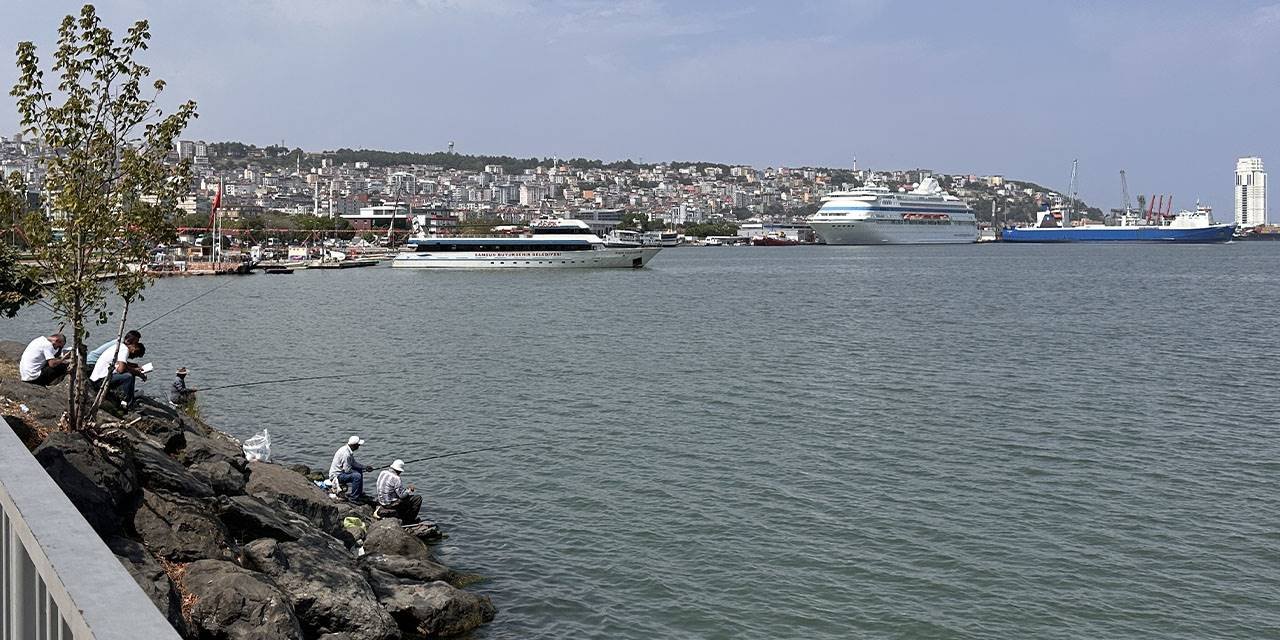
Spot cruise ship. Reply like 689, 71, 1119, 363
808, 178, 978, 245
390, 218, 662, 268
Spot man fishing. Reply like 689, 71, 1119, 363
375, 459, 421, 523
328, 435, 371, 503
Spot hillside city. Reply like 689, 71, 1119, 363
0, 135, 1092, 238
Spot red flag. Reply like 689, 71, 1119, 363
207, 181, 223, 228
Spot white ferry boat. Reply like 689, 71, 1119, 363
391, 218, 662, 269
808, 178, 978, 244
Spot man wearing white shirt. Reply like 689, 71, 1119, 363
86, 329, 141, 367
375, 459, 421, 523
90, 340, 146, 408
20, 333, 68, 386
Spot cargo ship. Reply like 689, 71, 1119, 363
1001, 205, 1235, 243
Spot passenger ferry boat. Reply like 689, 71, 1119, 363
390, 218, 662, 269
808, 178, 978, 244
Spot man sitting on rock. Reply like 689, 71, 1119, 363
89, 340, 146, 410
329, 435, 371, 503
86, 329, 140, 368
375, 459, 421, 523
20, 332, 69, 386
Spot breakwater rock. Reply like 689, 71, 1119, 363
0, 341, 495, 639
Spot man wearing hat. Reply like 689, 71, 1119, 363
169, 367, 194, 407
328, 436, 371, 503
375, 459, 421, 523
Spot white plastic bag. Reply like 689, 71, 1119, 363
242, 429, 271, 462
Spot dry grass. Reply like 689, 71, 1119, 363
0, 360, 18, 379
0, 396, 50, 449
159, 558, 197, 625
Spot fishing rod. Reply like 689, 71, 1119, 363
383, 443, 546, 468
197, 372, 372, 392
138, 278, 235, 329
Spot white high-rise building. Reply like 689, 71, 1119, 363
1235, 157, 1267, 228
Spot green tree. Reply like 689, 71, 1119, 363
620, 212, 649, 231
0, 173, 41, 317
12, 4, 197, 430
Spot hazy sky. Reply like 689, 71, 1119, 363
2, 1, 1277, 215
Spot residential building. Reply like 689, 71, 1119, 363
1235, 157, 1267, 228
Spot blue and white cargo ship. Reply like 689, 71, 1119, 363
808, 178, 979, 245
1001, 205, 1235, 243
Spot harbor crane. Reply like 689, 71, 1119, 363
1120, 170, 1132, 216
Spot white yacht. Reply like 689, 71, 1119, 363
391, 218, 662, 269
808, 178, 978, 244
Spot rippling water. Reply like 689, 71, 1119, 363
6, 244, 1280, 638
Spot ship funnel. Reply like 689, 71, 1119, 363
911, 177, 943, 195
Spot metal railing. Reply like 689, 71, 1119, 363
0, 421, 181, 639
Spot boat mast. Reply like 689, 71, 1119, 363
1120, 169, 1132, 218
1064, 160, 1078, 227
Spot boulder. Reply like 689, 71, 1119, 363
190, 458, 249, 495
132, 489, 233, 562
33, 431, 138, 536
179, 430, 249, 471
371, 580, 496, 639
3, 414, 43, 450
245, 462, 342, 533
128, 437, 215, 498
242, 533, 398, 640
183, 559, 304, 640
215, 495, 305, 542
106, 536, 187, 635
360, 553, 456, 585
134, 416, 187, 453
363, 519, 434, 563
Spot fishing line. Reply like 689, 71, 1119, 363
138, 278, 235, 329
197, 372, 377, 392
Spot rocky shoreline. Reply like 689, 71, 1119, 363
0, 340, 495, 639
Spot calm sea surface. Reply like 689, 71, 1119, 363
6, 244, 1280, 638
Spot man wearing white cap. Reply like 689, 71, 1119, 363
375, 459, 421, 523
328, 436, 370, 503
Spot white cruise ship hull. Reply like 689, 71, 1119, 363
810, 219, 979, 245
391, 247, 661, 268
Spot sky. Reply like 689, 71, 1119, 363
1, 0, 1278, 215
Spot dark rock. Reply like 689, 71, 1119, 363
287, 463, 311, 476
363, 519, 434, 563
316, 635, 356, 640
3, 414, 43, 450
215, 495, 305, 542
128, 437, 215, 498
132, 489, 233, 562
372, 580, 496, 639
135, 416, 187, 453
183, 559, 304, 640
33, 431, 138, 536
106, 536, 187, 635
179, 431, 249, 472
246, 461, 341, 531
242, 533, 398, 640
190, 458, 248, 495
360, 553, 456, 585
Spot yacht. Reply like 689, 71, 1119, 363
391, 218, 662, 268
808, 178, 978, 244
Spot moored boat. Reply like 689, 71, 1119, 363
808, 177, 978, 245
1001, 205, 1235, 243
391, 218, 662, 269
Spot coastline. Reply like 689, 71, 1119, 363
0, 340, 495, 639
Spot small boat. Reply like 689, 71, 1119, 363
750, 232, 801, 246
263, 267, 294, 275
